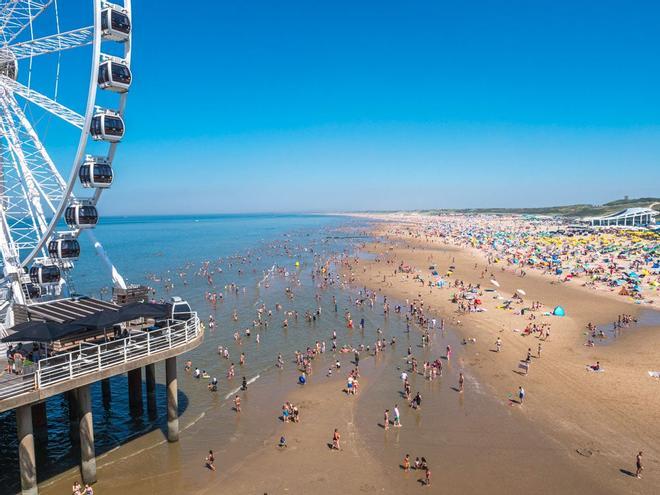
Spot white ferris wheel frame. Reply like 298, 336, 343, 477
0, 0, 131, 310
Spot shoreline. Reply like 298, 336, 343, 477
343, 231, 659, 493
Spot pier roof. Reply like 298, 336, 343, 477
25, 297, 119, 324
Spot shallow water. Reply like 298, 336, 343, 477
0, 214, 378, 493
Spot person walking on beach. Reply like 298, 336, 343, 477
458, 372, 464, 392
518, 386, 525, 405
425, 467, 431, 486
384, 409, 390, 430
234, 395, 241, 412
332, 428, 341, 450
393, 404, 402, 427
403, 454, 411, 471
495, 337, 502, 352
537, 342, 542, 358
636, 451, 643, 479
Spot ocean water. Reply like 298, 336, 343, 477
0, 213, 379, 492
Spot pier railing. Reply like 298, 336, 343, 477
0, 314, 200, 401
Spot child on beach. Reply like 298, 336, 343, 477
403, 454, 411, 471
205, 450, 216, 471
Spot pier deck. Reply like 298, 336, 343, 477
0, 315, 202, 413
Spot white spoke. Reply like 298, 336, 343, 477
0, 92, 47, 260
0, 74, 84, 128
4, 91, 66, 212
0, 92, 49, 235
2, 26, 93, 61
0, 0, 52, 45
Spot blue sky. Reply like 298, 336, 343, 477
36, 1, 660, 213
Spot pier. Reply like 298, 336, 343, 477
1, 314, 203, 494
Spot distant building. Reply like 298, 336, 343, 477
584, 207, 657, 227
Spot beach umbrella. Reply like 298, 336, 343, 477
2, 320, 68, 343
516, 289, 526, 296
119, 302, 170, 320
70, 308, 123, 330
490, 279, 500, 288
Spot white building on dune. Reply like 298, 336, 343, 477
584, 207, 657, 227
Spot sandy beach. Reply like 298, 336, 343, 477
34, 215, 660, 495
342, 217, 660, 493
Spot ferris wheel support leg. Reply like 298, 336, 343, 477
85, 230, 127, 290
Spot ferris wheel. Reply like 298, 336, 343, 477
0, 0, 131, 328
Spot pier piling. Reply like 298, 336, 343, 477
67, 390, 79, 444
78, 385, 97, 484
128, 368, 143, 414
101, 378, 112, 406
145, 363, 157, 418
165, 357, 179, 442
17, 405, 38, 495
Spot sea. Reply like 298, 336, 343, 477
0, 213, 384, 493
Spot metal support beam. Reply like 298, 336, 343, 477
16, 405, 37, 495
165, 357, 178, 442
77, 385, 96, 484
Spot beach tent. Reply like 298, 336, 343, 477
552, 306, 566, 317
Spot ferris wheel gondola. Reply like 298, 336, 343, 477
0, 0, 132, 328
